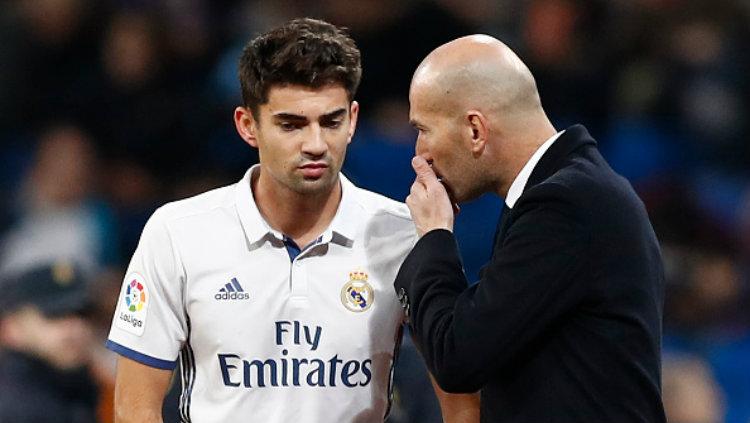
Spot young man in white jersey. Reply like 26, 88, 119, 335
107, 18, 478, 423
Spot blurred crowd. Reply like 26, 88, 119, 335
0, 0, 749, 422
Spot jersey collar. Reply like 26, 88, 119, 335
322, 173, 359, 245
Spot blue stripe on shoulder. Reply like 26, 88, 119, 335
105, 340, 177, 370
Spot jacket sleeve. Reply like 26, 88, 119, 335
394, 183, 590, 393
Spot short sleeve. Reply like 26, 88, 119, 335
106, 208, 186, 370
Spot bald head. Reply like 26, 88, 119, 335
409, 35, 557, 200
411, 35, 543, 119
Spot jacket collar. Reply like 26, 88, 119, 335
525, 124, 596, 190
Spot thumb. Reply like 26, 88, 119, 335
412, 156, 439, 186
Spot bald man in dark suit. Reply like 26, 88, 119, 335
396, 35, 666, 423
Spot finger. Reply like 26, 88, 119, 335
411, 156, 440, 186
409, 180, 419, 196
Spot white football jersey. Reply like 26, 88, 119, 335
107, 166, 416, 423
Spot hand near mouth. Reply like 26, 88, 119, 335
435, 174, 461, 216
406, 156, 457, 237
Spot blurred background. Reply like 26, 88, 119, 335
0, 0, 748, 422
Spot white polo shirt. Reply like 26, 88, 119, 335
107, 166, 416, 423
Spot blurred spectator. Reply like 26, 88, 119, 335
76, 9, 196, 178
0, 262, 98, 423
0, 0, 102, 131
664, 246, 744, 339
662, 241, 750, 423
741, 189, 750, 265
322, 0, 475, 136
520, 0, 613, 132
0, 124, 118, 275
662, 354, 725, 423
661, 2, 750, 170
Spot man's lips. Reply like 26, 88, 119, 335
299, 163, 328, 178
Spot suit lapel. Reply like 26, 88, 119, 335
525, 125, 596, 189
495, 124, 596, 246
479, 204, 511, 280
495, 203, 512, 244
481, 125, 597, 280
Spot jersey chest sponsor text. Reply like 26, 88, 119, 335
217, 320, 373, 389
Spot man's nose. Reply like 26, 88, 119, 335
414, 137, 429, 159
302, 125, 327, 157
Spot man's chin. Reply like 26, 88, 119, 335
292, 176, 338, 195
440, 180, 459, 202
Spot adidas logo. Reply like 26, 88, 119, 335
215, 278, 250, 300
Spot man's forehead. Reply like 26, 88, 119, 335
264, 84, 349, 114
409, 81, 444, 117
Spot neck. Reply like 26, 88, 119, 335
252, 168, 341, 247
494, 119, 557, 198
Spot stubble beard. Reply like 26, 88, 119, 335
452, 165, 491, 204
287, 165, 339, 196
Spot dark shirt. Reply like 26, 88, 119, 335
395, 125, 666, 422
0, 349, 98, 423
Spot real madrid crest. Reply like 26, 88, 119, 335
341, 270, 374, 312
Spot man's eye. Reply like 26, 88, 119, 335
279, 122, 298, 131
324, 120, 342, 129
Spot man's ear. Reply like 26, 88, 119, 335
466, 110, 488, 157
234, 106, 259, 148
347, 101, 360, 144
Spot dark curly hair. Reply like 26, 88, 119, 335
238, 18, 362, 118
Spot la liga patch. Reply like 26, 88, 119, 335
115, 273, 150, 336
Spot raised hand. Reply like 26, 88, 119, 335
406, 156, 456, 237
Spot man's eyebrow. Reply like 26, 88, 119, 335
320, 108, 347, 120
409, 118, 421, 128
271, 108, 347, 121
272, 113, 308, 121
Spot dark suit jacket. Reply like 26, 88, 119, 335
395, 125, 666, 423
